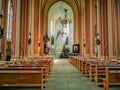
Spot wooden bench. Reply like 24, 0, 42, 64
0, 59, 52, 89
0, 68, 45, 89
104, 67, 120, 90
94, 61, 119, 86
84, 59, 98, 78
10, 60, 50, 79
94, 64, 106, 86
88, 60, 98, 80
27, 56, 54, 70
68, 56, 120, 90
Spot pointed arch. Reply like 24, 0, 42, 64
44, 0, 78, 43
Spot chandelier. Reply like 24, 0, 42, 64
61, 8, 72, 26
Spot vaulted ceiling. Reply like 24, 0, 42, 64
39, 0, 81, 10
41, 0, 81, 39
48, 1, 73, 21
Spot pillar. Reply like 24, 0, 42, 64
34, 0, 39, 55
85, 0, 90, 56
100, 0, 108, 59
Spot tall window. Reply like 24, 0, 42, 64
51, 20, 54, 36
63, 24, 69, 35
7, 0, 13, 41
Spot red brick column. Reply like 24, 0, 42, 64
77, 5, 81, 55
92, 0, 96, 56
85, 0, 90, 56
117, 0, 120, 56
100, 0, 108, 59
19, 0, 24, 58
19, 0, 28, 58
40, 6, 44, 53
24, 0, 28, 57
11, 0, 17, 58
104, 0, 108, 59
111, 0, 116, 58
1, 0, 8, 59
34, 0, 39, 55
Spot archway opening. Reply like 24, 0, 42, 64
48, 1, 74, 58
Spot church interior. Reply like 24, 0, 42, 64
0, 0, 120, 90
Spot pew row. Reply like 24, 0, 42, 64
0, 68, 45, 89
94, 62, 120, 86
104, 67, 120, 90
68, 55, 120, 90
0, 56, 54, 89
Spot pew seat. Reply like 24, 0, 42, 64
104, 67, 120, 90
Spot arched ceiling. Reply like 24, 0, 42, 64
39, 0, 81, 10
48, 1, 73, 21
42, 0, 81, 42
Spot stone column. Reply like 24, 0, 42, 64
90, 0, 97, 57
81, 8, 84, 56
1, 0, 8, 60
78, 6, 81, 55
0, 0, 2, 60
24, 0, 28, 59
107, 0, 117, 59
85, 0, 90, 56
19, 0, 28, 59
34, 0, 39, 55
19, 0, 24, 58
96, 0, 101, 59
81, 0, 85, 57
11, 0, 17, 60
31, 0, 34, 56
28, 0, 31, 58
15, 0, 20, 59
116, 0, 120, 58
100, 0, 108, 60
40, 1, 44, 53
111, 0, 117, 59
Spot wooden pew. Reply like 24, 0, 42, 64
28, 56, 54, 70
9, 60, 50, 79
94, 61, 119, 86
69, 56, 77, 66
94, 64, 106, 86
84, 59, 98, 78
0, 59, 52, 89
68, 56, 97, 77
104, 67, 120, 90
68, 56, 120, 90
0, 68, 45, 89
87, 60, 98, 80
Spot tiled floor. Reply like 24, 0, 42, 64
0, 59, 120, 90
45, 59, 103, 90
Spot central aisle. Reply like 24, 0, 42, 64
45, 59, 103, 90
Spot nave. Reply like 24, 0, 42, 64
45, 59, 102, 90
1, 59, 120, 90
0, 0, 120, 89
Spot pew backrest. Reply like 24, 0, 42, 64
104, 67, 120, 90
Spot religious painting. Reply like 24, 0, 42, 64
73, 44, 80, 53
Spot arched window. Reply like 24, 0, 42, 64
7, 0, 13, 41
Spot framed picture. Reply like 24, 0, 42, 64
73, 44, 80, 53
